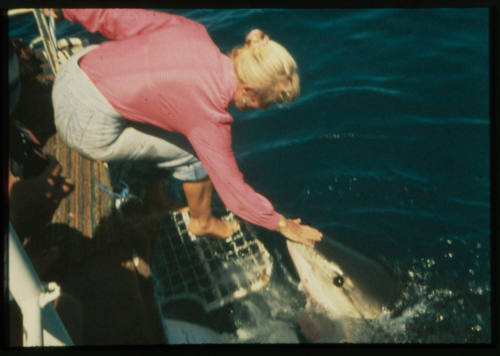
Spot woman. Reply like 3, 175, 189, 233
50, 8, 322, 247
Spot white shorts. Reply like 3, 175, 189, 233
52, 45, 207, 182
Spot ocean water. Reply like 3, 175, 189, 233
8, 8, 491, 343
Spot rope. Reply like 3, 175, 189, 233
96, 181, 130, 200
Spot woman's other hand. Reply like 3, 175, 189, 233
42, 8, 62, 20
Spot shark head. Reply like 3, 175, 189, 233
286, 237, 400, 320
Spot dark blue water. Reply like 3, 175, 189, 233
9, 8, 491, 343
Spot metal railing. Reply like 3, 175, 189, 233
8, 223, 74, 346
8, 8, 62, 75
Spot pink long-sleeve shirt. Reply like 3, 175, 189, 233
63, 9, 280, 230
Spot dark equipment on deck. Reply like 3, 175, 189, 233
10, 120, 50, 179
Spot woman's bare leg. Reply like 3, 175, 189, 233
183, 178, 239, 239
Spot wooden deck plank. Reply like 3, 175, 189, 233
40, 132, 114, 265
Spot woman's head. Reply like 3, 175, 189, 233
230, 29, 299, 110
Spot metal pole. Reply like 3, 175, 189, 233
7, 8, 34, 16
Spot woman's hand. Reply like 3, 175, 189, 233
42, 8, 62, 20
277, 215, 323, 248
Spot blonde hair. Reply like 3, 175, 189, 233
230, 29, 300, 106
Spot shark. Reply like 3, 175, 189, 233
286, 236, 401, 342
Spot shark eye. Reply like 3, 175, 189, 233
333, 276, 344, 288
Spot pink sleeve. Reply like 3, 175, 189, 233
188, 125, 280, 231
62, 9, 187, 40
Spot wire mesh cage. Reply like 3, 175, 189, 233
152, 210, 273, 313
